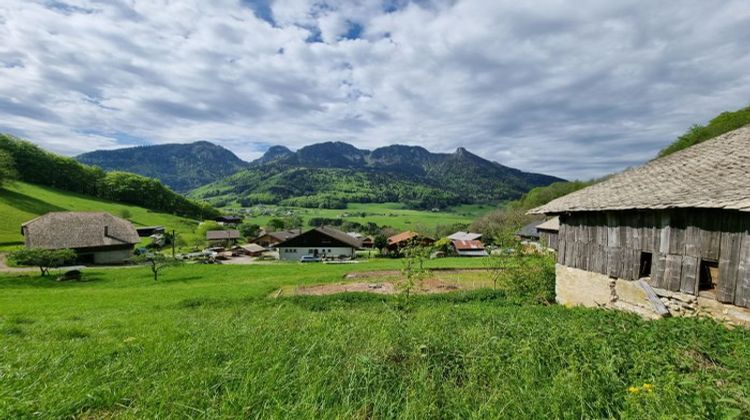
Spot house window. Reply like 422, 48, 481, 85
309, 249, 313, 254
699, 260, 719, 292
639, 252, 652, 278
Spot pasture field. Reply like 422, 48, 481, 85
1, 258, 749, 418
234, 202, 493, 232
0, 182, 201, 250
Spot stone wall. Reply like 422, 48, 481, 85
556, 264, 750, 327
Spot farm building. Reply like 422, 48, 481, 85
214, 215, 243, 226
347, 232, 373, 248
252, 229, 301, 248
452, 239, 488, 257
239, 243, 267, 257
386, 231, 435, 253
536, 217, 560, 249
206, 230, 241, 246
136, 226, 165, 237
515, 221, 542, 242
530, 126, 750, 325
21, 212, 140, 264
275, 226, 362, 261
447, 231, 483, 241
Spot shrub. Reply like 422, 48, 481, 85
9, 248, 77, 276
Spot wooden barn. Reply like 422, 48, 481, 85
536, 217, 559, 250
530, 126, 750, 324
386, 231, 435, 253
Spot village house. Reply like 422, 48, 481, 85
447, 231, 483, 241
21, 212, 140, 264
386, 231, 435, 253
530, 126, 750, 325
515, 221, 541, 243
239, 243, 267, 257
451, 239, 488, 257
206, 230, 241, 247
347, 232, 373, 248
251, 229, 301, 248
135, 226, 165, 237
275, 226, 362, 261
536, 217, 560, 249
214, 215, 243, 226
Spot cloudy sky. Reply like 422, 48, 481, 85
1, 0, 749, 179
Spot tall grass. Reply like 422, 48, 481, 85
1, 260, 749, 418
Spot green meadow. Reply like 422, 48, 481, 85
0, 182, 201, 250
1, 258, 749, 418
235, 202, 492, 232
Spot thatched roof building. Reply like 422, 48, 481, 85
21, 212, 139, 264
530, 126, 750, 325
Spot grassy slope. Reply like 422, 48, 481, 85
235, 202, 491, 232
1, 259, 749, 418
0, 181, 201, 250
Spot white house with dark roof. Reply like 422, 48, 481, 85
275, 226, 362, 261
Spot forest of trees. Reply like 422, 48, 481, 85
0, 134, 218, 220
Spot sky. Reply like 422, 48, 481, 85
1, 1, 749, 180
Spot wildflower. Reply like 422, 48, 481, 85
642, 383, 654, 393
628, 386, 640, 394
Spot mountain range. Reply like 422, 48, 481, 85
77, 141, 247, 192
79, 140, 563, 209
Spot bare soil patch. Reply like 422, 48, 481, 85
274, 269, 493, 297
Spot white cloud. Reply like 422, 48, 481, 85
0, 0, 749, 179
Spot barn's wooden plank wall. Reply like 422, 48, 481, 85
539, 231, 558, 250
557, 209, 750, 308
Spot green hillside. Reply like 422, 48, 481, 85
0, 182, 201, 250
658, 105, 750, 157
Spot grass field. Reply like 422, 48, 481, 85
0, 182, 201, 250
235, 202, 492, 233
1, 258, 749, 418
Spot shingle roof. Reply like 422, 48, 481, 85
22, 212, 140, 249
530, 126, 750, 214
535, 217, 560, 232
206, 230, 241, 240
516, 221, 541, 239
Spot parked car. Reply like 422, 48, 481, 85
299, 255, 322, 263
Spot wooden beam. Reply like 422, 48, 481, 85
638, 279, 671, 317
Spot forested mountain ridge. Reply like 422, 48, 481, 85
191, 141, 564, 209
0, 134, 218, 220
76, 141, 248, 192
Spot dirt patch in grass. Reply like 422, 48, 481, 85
274, 269, 493, 297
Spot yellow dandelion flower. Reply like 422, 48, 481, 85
642, 383, 654, 392
628, 386, 640, 394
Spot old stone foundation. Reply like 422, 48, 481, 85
556, 264, 750, 327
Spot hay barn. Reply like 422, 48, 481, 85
21, 212, 140, 264
530, 126, 750, 325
